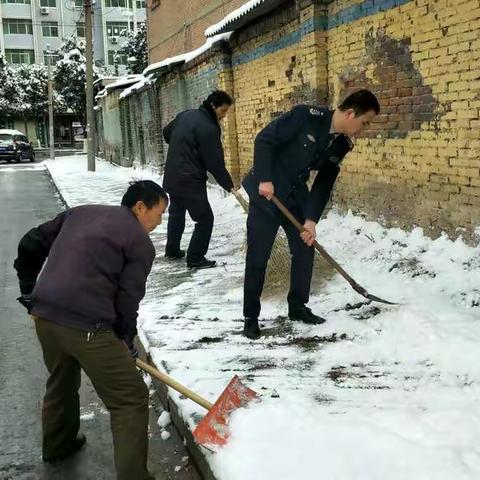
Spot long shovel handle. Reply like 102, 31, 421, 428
270, 195, 396, 305
231, 189, 249, 213
136, 358, 213, 410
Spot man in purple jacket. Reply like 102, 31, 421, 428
14, 180, 167, 480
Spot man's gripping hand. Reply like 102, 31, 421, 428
259, 181, 274, 200
300, 220, 316, 247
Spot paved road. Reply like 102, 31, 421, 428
0, 162, 202, 480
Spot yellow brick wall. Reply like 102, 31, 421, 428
231, 1, 329, 176
327, 0, 480, 238
142, 0, 479, 239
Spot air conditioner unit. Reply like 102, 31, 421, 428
110, 36, 119, 44
40, 6, 49, 14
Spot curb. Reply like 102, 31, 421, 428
136, 342, 216, 480
44, 162, 217, 480
43, 163, 69, 209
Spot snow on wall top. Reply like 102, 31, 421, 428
104, 75, 144, 91
205, 0, 266, 37
142, 32, 232, 76
119, 74, 155, 100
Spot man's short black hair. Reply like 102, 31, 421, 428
121, 180, 169, 209
206, 90, 233, 108
338, 89, 380, 116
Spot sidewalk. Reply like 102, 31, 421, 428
45, 155, 480, 480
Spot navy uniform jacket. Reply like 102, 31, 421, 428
162, 104, 234, 196
242, 105, 353, 222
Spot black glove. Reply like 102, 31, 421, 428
125, 338, 139, 359
17, 294, 33, 314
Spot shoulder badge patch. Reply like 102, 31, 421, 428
309, 107, 321, 116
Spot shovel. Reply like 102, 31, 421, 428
270, 195, 396, 305
136, 358, 259, 447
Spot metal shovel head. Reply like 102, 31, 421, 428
193, 375, 260, 447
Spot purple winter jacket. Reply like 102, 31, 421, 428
14, 204, 155, 342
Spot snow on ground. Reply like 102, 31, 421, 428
45, 155, 480, 479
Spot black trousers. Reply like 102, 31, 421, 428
243, 200, 315, 319
165, 192, 214, 264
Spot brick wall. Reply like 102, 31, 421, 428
231, 0, 329, 175
326, 0, 480, 238
100, 0, 480, 240
147, 0, 246, 62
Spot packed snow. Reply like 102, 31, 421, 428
44, 155, 480, 479
157, 411, 172, 429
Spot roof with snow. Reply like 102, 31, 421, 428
0, 129, 25, 136
205, 0, 285, 37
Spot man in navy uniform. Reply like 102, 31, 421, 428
242, 89, 380, 339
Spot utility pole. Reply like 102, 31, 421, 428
85, 0, 95, 171
132, 0, 137, 33
46, 44, 55, 161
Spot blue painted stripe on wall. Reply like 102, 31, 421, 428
231, 0, 411, 67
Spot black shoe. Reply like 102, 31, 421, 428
43, 434, 86, 463
288, 304, 326, 325
165, 249, 185, 260
243, 318, 261, 339
187, 258, 216, 270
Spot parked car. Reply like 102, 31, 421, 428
0, 129, 35, 163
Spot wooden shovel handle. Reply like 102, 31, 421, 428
136, 358, 213, 410
270, 195, 367, 295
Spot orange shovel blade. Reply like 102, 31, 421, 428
193, 375, 259, 447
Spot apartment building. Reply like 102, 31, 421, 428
0, 0, 146, 73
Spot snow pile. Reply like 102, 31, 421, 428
157, 411, 171, 428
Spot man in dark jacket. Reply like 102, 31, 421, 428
162, 90, 235, 270
14, 180, 168, 480
242, 89, 380, 339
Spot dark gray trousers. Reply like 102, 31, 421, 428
35, 317, 153, 480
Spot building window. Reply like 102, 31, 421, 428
108, 50, 128, 65
136, 0, 146, 8
44, 52, 59, 64
105, 0, 126, 7
76, 22, 85, 37
74, 0, 83, 6
0, 0, 31, 4
2, 19, 33, 35
42, 21, 59, 37
40, 0, 56, 6
5, 49, 35, 64
106, 22, 128, 37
